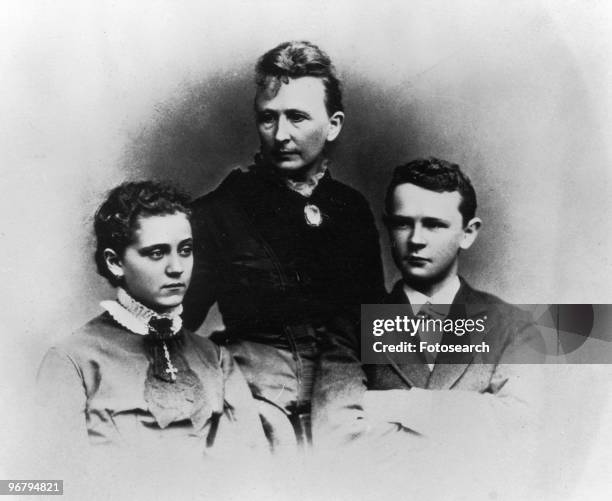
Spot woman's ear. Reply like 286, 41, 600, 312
326, 111, 345, 142
103, 248, 124, 280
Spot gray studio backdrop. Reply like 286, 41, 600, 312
2, 0, 612, 490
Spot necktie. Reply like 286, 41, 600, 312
416, 302, 446, 369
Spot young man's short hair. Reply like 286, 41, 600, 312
384, 157, 477, 226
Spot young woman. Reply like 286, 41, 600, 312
37, 181, 266, 460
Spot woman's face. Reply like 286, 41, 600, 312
109, 212, 193, 313
255, 76, 343, 177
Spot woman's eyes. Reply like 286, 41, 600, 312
178, 246, 193, 257
258, 112, 308, 124
258, 113, 276, 125
147, 249, 164, 260
143, 244, 192, 260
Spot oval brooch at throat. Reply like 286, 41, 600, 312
304, 204, 323, 227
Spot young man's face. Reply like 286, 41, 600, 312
255, 76, 343, 176
386, 183, 480, 291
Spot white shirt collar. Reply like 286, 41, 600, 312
403, 276, 461, 316
100, 287, 183, 336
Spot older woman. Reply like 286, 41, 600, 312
37, 181, 266, 460
182, 41, 385, 446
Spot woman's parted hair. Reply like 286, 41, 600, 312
255, 40, 343, 115
94, 181, 191, 286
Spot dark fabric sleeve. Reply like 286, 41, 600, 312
311, 191, 385, 446
182, 200, 222, 331
353, 193, 386, 304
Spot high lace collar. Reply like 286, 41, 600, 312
101, 287, 183, 336
284, 160, 329, 197
253, 154, 329, 197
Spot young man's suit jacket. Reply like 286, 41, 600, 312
312, 278, 544, 446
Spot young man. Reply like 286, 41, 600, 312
182, 41, 385, 446
312, 157, 543, 447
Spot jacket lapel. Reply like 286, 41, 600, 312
428, 280, 490, 389
384, 281, 431, 389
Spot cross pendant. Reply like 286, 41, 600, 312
165, 365, 178, 381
